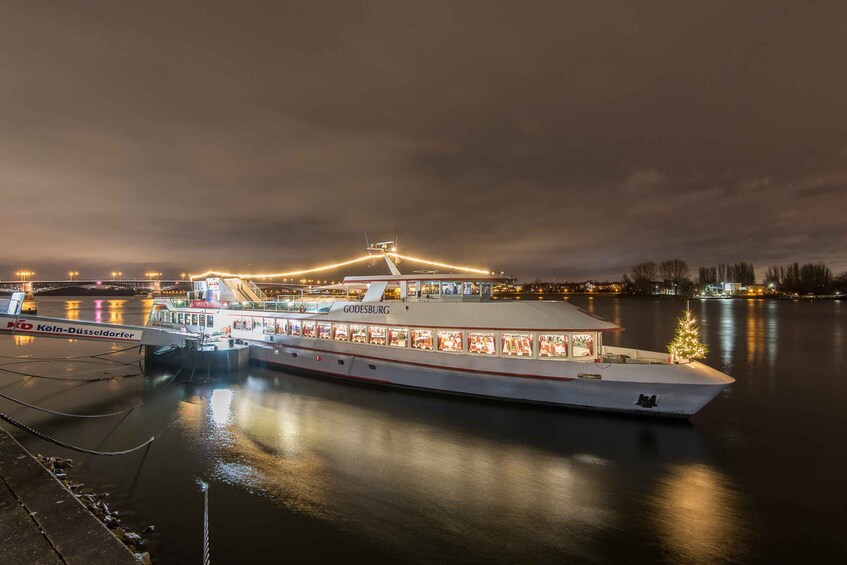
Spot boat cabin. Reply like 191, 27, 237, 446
342, 274, 509, 303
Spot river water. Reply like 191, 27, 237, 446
0, 296, 844, 563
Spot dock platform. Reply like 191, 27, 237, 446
0, 428, 136, 564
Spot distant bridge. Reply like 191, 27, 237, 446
0, 279, 190, 295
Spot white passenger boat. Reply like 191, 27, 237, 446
148, 247, 734, 417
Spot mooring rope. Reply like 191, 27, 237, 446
0, 344, 142, 362
0, 365, 143, 383
0, 410, 154, 456
199, 480, 211, 565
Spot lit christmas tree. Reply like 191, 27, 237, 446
667, 304, 708, 362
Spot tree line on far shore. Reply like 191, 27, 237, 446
622, 259, 847, 296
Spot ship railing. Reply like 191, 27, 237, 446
155, 298, 333, 314
601, 345, 669, 364
246, 280, 269, 301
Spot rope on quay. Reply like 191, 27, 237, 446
0, 410, 155, 456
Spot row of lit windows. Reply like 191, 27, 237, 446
153, 310, 214, 327
231, 317, 597, 359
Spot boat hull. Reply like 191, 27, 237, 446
249, 342, 728, 418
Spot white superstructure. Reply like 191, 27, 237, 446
148, 251, 734, 417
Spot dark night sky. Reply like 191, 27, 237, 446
2, 1, 845, 281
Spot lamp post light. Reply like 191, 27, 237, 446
16, 271, 34, 282
68, 271, 79, 281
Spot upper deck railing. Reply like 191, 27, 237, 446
157, 298, 335, 314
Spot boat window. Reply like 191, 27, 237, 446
481, 283, 492, 297
441, 282, 461, 296
408, 281, 419, 298
288, 319, 302, 336
411, 329, 434, 350
468, 332, 496, 355
333, 323, 349, 341
501, 333, 532, 357
206, 315, 214, 328
302, 321, 316, 338
539, 334, 568, 358
463, 282, 480, 295
384, 285, 401, 300
420, 281, 439, 297
572, 333, 595, 358
350, 324, 367, 343
388, 328, 408, 347
368, 326, 386, 345
192, 314, 200, 326
437, 330, 463, 352
177, 313, 184, 325
317, 322, 332, 339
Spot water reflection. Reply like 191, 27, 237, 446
210, 389, 234, 426
64, 300, 81, 321
14, 296, 846, 563
13, 335, 35, 346
160, 371, 721, 562
653, 463, 746, 563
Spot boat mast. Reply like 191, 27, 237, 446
367, 240, 401, 276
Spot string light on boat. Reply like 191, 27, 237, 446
385, 253, 489, 275
190, 253, 490, 280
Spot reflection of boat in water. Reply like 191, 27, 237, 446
149, 244, 734, 417
176, 373, 743, 563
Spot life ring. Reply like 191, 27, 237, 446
299, 305, 306, 313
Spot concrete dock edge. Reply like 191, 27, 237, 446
0, 426, 137, 564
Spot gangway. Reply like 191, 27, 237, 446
0, 293, 248, 371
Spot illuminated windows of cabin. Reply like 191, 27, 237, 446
463, 282, 480, 296
388, 328, 408, 347
411, 328, 433, 350
368, 325, 386, 345
437, 330, 463, 352
303, 321, 316, 338
538, 334, 568, 358
572, 333, 595, 357
441, 282, 462, 296
333, 323, 349, 341
501, 333, 532, 357
221, 315, 600, 361
350, 324, 367, 343
420, 281, 439, 296
468, 332, 496, 355
288, 319, 302, 336
317, 322, 332, 339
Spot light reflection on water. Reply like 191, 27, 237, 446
0, 296, 844, 563
653, 464, 745, 563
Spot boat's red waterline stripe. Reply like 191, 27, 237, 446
265, 342, 577, 382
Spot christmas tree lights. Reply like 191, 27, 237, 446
667, 305, 708, 362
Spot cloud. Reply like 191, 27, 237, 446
1, 1, 845, 280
